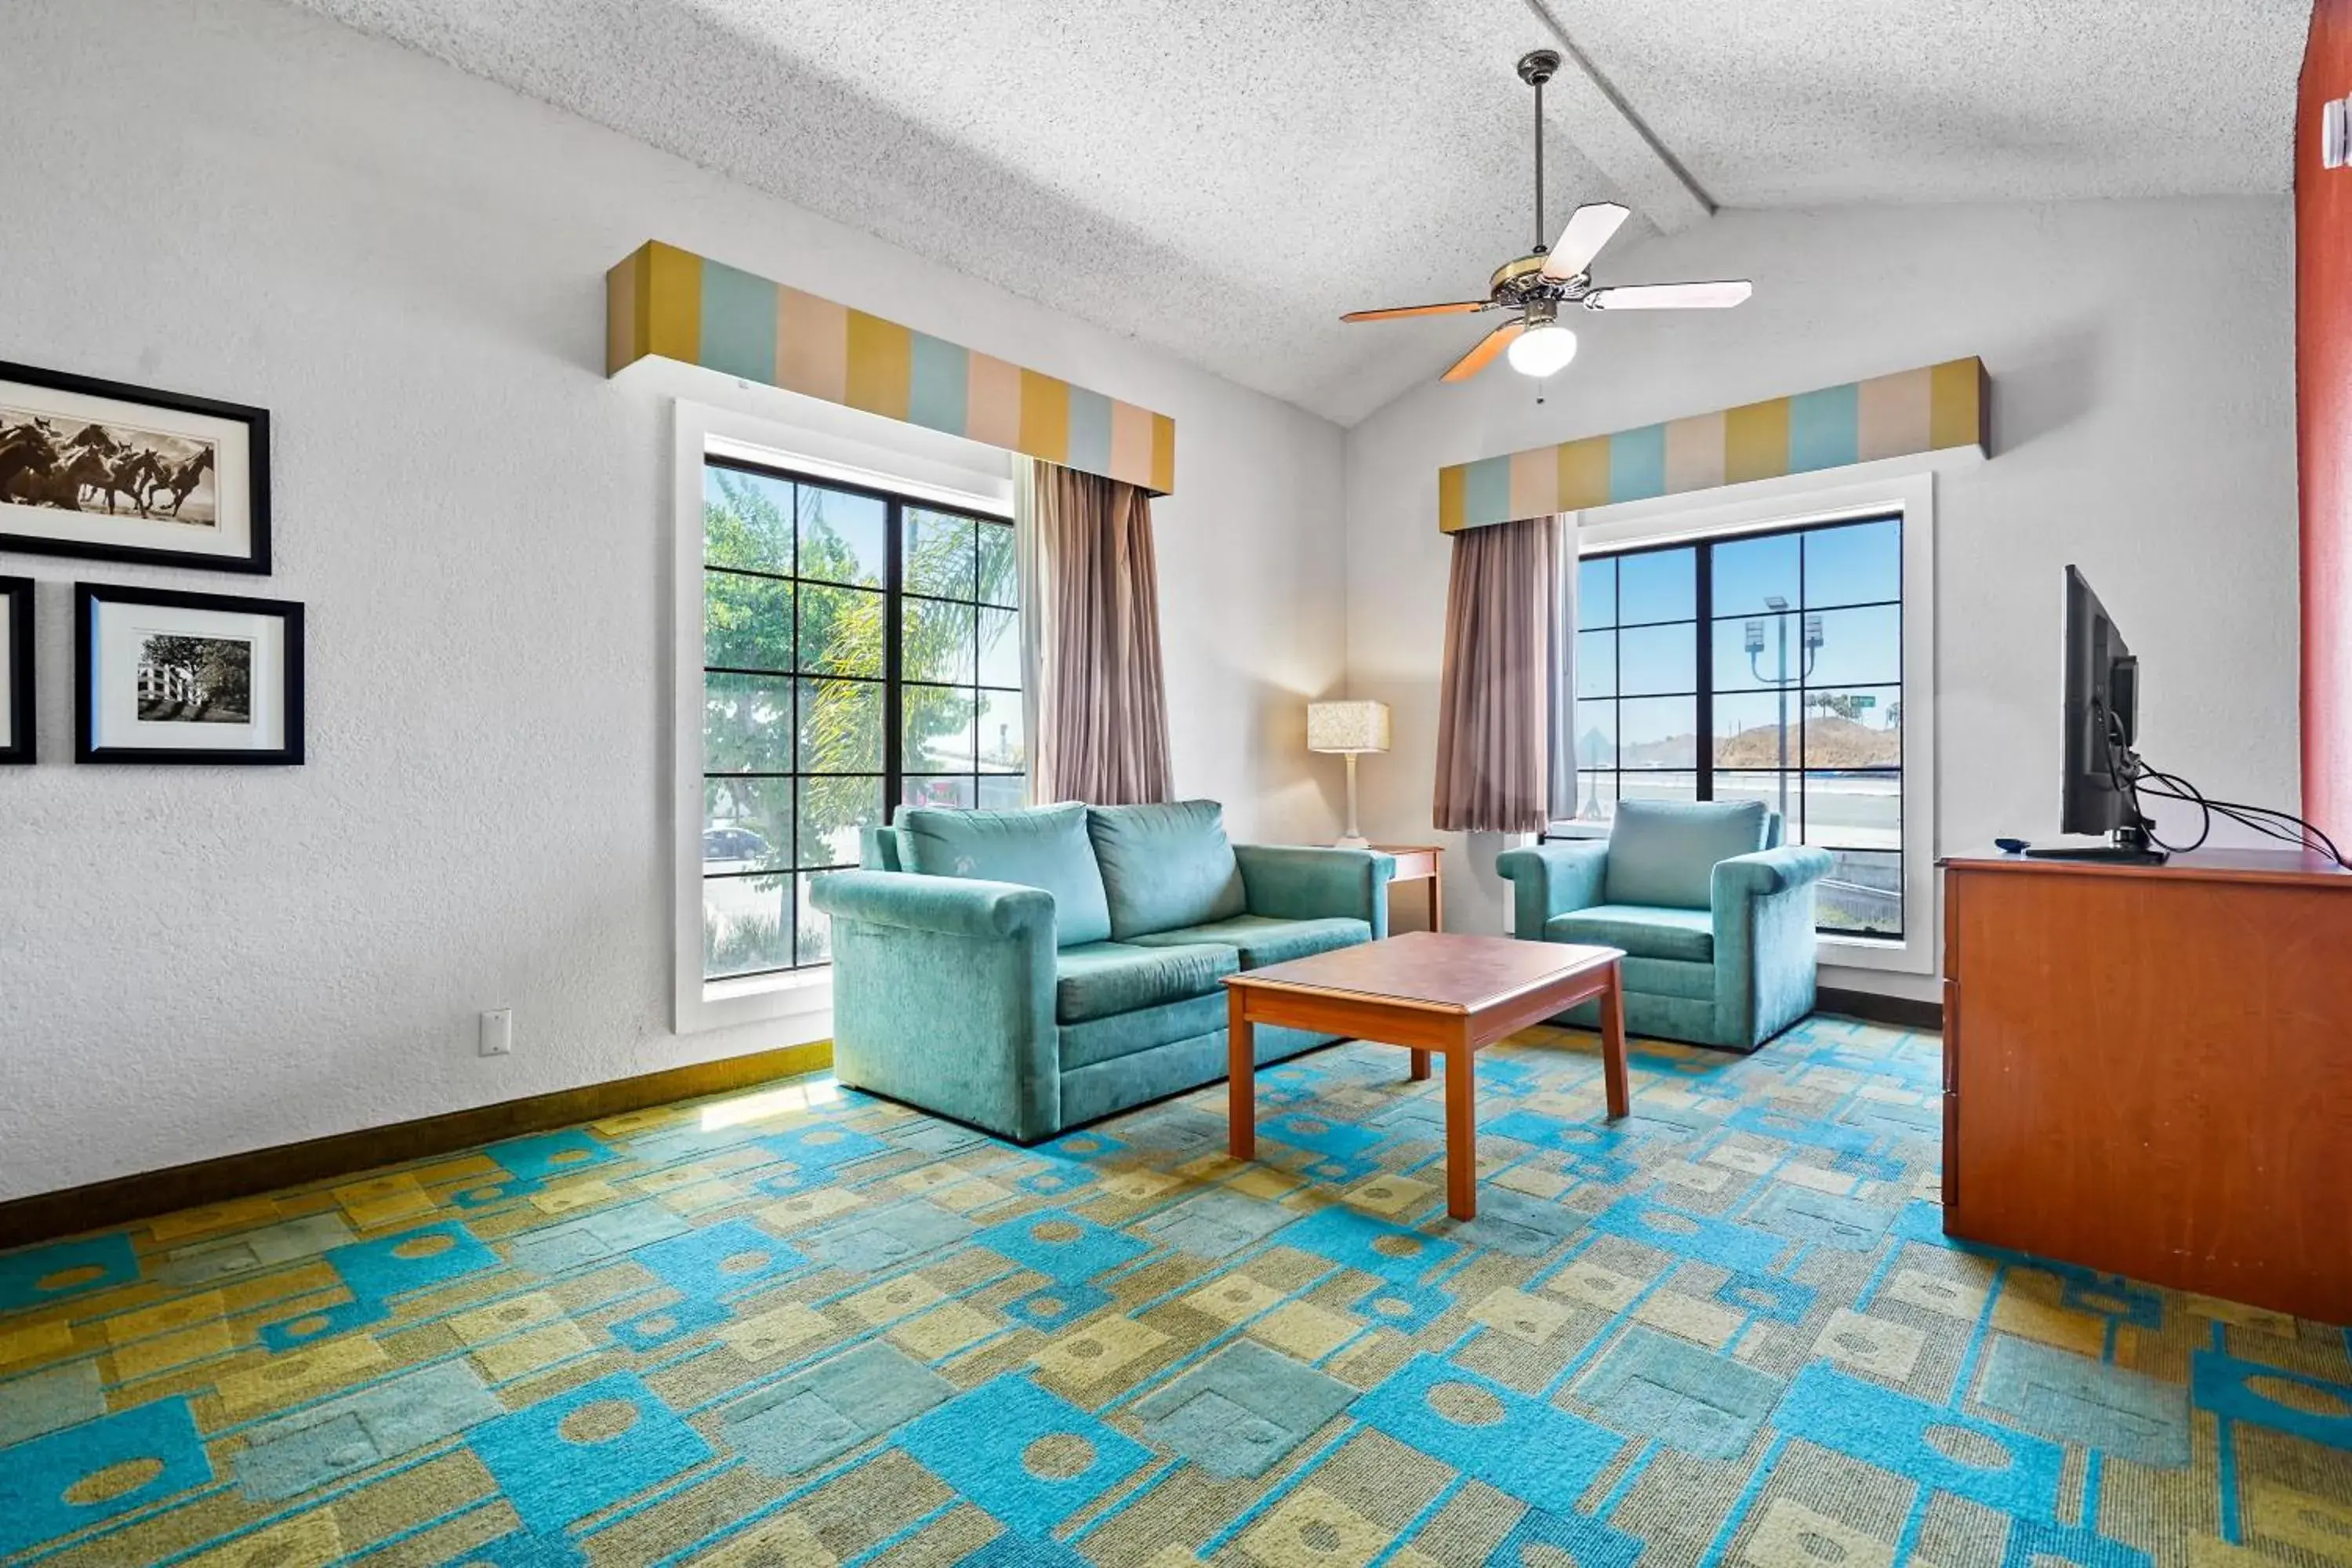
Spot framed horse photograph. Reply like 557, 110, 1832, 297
1, 576, 32, 764
0, 361, 270, 573
75, 583, 303, 765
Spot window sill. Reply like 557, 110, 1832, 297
1817, 930, 1933, 975
706, 967, 831, 1006
679, 967, 834, 1035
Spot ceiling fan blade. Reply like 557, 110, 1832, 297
1540, 201, 1631, 281
1584, 279, 1753, 311
1340, 301, 1492, 323
1442, 319, 1524, 383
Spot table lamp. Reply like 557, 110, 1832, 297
1307, 699, 1391, 849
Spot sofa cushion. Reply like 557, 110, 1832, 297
1059, 993, 1227, 1072
1619, 954, 1717, 1001
859, 824, 907, 871
1602, 800, 1770, 909
1547, 905, 1716, 964
1086, 800, 1248, 938
1057, 1020, 1337, 1127
1129, 914, 1370, 969
1054, 940, 1239, 1024
898, 802, 1112, 948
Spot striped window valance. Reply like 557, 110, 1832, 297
1439, 357, 1986, 533
608, 241, 1176, 496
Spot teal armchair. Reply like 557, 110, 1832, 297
1495, 799, 1832, 1051
813, 800, 1392, 1142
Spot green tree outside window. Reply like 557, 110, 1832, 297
700, 465, 1021, 977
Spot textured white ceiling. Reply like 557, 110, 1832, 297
1559, 0, 2310, 208
289, 0, 2307, 426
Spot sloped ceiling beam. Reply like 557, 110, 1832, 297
1520, 0, 1715, 231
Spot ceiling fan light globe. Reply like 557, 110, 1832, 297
1505, 323, 1578, 378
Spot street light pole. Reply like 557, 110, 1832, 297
1745, 594, 1823, 826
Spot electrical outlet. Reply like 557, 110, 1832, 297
480, 1008, 514, 1058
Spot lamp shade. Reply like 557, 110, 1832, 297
1307, 700, 1391, 754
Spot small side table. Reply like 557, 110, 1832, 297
1374, 844, 1443, 932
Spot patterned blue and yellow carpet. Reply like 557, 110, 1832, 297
3, 1018, 2350, 1566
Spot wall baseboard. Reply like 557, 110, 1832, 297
0, 1041, 833, 1252
1817, 987, 1945, 1032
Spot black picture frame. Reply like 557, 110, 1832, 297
75, 583, 304, 765
1, 576, 31, 764
0, 360, 271, 574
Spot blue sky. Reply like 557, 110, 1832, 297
1576, 519, 1902, 761
1578, 517, 1899, 630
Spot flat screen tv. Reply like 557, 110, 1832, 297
2027, 566, 2164, 862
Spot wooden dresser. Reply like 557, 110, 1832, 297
1942, 849, 2352, 1322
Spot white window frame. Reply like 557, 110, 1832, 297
670, 394, 1013, 1033
1566, 453, 1961, 976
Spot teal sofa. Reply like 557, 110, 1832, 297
810, 800, 1392, 1142
1494, 799, 1833, 1051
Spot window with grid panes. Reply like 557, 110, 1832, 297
699, 458, 1022, 980
1571, 514, 1904, 938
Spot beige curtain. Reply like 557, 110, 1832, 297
1433, 514, 1573, 833
1022, 460, 1174, 805
1549, 529, 1577, 824
1013, 461, 1049, 806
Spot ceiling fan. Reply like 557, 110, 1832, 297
1341, 49, 1752, 383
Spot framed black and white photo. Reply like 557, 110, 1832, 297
1, 576, 31, 764
0, 361, 270, 573
76, 583, 303, 765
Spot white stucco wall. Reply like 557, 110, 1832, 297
1341, 198, 2300, 1000
0, 0, 1348, 1199
0, 1, 2303, 1199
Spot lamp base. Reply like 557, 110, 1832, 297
1334, 833, 1371, 850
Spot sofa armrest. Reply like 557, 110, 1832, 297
1494, 840, 1610, 938
1233, 844, 1393, 938
1710, 845, 1835, 1047
810, 869, 1055, 942
811, 870, 1061, 1142
1711, 845, 1835, 906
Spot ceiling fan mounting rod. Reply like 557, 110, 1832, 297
1518, 49, 1560, 256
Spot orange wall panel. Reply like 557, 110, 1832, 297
2303, 0, 2352, 842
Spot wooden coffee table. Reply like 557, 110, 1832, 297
1222, 931, 1628, 1220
